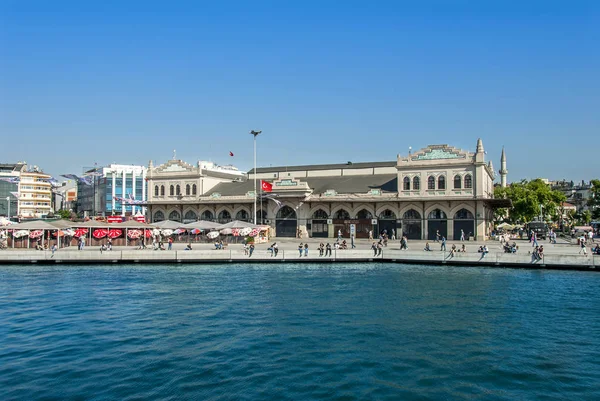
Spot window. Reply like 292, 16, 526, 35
454, 175, 461, 189
356, 209, 373, 219
235, 209, 249, 221
378, 209, 397, 219
154, 185, 159, 196
428, 176, 435, 190
176, 185, 181, 195
186, 184, 190, 196
169, 185, 174, 196
438, 176, 446, 190
454, 208, 474, 219
428, 209, 447, 219
403, 177, 410, 190
192, 184, 197, 195
333, 209, 350, 219
413, 176, 420, 190
200, 210, 213, 220
312, 209, 328, 219
160, 185, 165, 196
464, 174, 472, 189
154, 211, 165, 222
168, 210, 181, 222
403, 209, 421, 219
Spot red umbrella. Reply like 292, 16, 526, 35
127, 229, 142, 239
29, 230, 44, 239
52, 230, 65, 237
144, 229, 152, 238
74, 228, 88, 237
108, 229, 122, 239
93, 229, 108, 239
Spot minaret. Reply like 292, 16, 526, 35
499, 147, 508, 187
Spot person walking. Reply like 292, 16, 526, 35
298, 243, 304, 257
249, 243, 255, 257
579, 235, 587, 256
168, 237, 173, 251
440, 236, 446, 251
337, 229, 343, 241
377, 241, 383, 256
371, 242, 378, 256
304, 243, 309, 257
368, 230, 373, 240
350, 234, 356, 249
532, 232, 538, 248
391, 229, 396, 241
460, 229, 465, 242
325, 243, 332, 257
273, 242, 279, 257
400, 235, 408, 250
318, 243, 324, 256
435, 230, 440, 242
80, 236, 85, 251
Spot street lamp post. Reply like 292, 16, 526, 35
5, 196, 9, 220
250, 130, 262, 224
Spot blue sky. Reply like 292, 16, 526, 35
1, 1, 598, 182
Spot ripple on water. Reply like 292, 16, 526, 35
0, 263, 599, 400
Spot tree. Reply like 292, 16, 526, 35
494, 179, 566, 223
56, 209, 72, 219
588, 179, 600, 219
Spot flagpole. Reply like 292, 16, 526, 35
250, 130, 261, 225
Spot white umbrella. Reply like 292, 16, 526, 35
207, 231, 220, 239
161, 229, 174, 236
240, 227, 252, 236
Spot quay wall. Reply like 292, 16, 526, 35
0, 250, 597, 271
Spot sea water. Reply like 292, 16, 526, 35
1, 263, 599, 400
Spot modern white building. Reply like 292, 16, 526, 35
0, 163, 52, 219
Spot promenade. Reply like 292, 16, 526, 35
1, 238, 597, 270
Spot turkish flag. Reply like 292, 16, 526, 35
261, 180, 273, 192
229, 151, 234, 156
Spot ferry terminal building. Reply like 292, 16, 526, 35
146, 139, 508, 240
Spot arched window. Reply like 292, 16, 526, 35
235, 209, 249, 221
438, 176, 446, 190
427, 176, 435, 190
403, 177, 410, 190
153, 211, 165, 222
257, 209, 267, 220
312, 209, 328, 219
454, 208, 474, 219
276, 206, 297, 219
184, 210, 197, 221
333, 209, 350, 219
176, 185, 181, 195
218, 210, 231, 222
154, 185, 159, 196
356, 209, 373, 219
186, 184, 190, 195
200, 210, 213, 221
378, 209, 397, 219
403, 209, 421, 220
192, 184, 197, 195
168, 210, 181, 222
454, 175, 462, 189
160, 185, 165, 196
428, 209, 447, 219
464, 174, 472, 189
169, 185, 174, 196
413, 176, 420, 190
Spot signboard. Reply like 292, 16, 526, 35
107, 216, 123, 223
275, 179, 298, 187
134, 215, 146, 223
327, 219, 333, 225
371, 219, 378, 225
350, 224, 356, 237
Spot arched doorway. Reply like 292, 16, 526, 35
217, 210, 231, 223
168, 210, 181, 222
200, 210, 214, 221
453, 208, 474, 240
153, 210, 165, 222
378, 209, 398, 239
427, 209, 447, 240
235, 209, 250, 222
402, 209, 422, 239
311, 209, 328, 238
183, 210, 197, 223
276, 206, 297, 237
332, 208, 351, 238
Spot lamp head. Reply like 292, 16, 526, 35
250, 130, 262, 137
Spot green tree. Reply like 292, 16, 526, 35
494, 179, 566, 223
56, 209, 72, 219
588, 179, 600, 219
